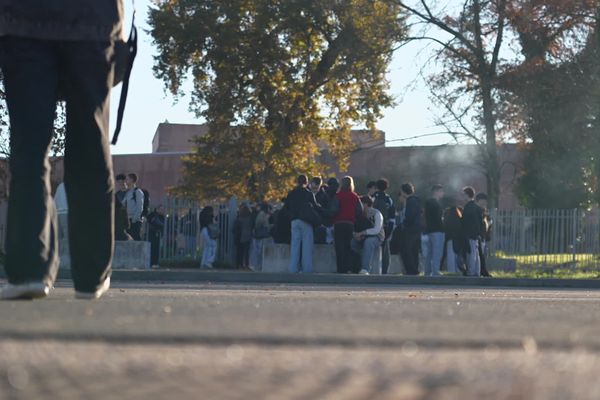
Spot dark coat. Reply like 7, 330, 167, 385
403, 195, 422, 235
463, 200, 484, 240
0, 0, 124, 41
284, 186, 319, 221
424, 198, 444, 234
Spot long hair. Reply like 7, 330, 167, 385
340, 176, 355, 192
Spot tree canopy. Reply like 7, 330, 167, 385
149, 0, 406, 201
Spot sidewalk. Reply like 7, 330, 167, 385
1, 268, 596, 289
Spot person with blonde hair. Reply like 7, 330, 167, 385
333, 176, 362, 273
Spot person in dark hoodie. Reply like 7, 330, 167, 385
284, 175, 321, 273
476, 193, 492, 277
462, 186, 483, 276
399, 183, 422, 275
443, 205, 466, 274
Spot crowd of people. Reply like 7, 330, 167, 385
72, 172, 492, 277
226, 175, 492, 277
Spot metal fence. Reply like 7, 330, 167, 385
156, 196, 238, 266
489, 208, 600, 268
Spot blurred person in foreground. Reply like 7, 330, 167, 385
0, 0, 124, 299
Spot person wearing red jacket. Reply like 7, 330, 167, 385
333, 176, 363, 273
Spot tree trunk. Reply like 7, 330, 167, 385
481, 83, 500, 208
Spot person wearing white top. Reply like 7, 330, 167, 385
351, 196, 385, 275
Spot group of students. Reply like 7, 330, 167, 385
281, 174, 492, 277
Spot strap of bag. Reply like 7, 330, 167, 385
111, 9, 138, 145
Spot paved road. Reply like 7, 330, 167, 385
1, 281, 600, 399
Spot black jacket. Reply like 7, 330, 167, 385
463, 200, 484, 240
424, 198, 443, 233
284, 186, 319, 221
403, 195, 422, 235
0, 0, 124, 41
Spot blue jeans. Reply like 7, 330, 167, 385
425, 232, 445, 276
467, 239, 481, 276
351, 236, 382, 274
289, 219, 314, 273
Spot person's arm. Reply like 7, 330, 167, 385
364, 211, 383, 236
134, 189, 144, 221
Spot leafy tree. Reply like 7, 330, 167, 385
396, 0, 509, 208
0, 76, 66, 199
499, 0, 600, 208
149, 0, 406, 201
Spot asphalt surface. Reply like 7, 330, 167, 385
1, 281, 600, 399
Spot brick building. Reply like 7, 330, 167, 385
45, 122, 523, 208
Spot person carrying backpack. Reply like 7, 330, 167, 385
372, 179, 395, 274
123, 173, 145, 240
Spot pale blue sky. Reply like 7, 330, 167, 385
109, 1, 447, 155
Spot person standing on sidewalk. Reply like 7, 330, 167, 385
372, 178, 395, 274
351, 196, 385, 275
123, 173, 144, 241
333, 176, 362, 274
424, 184, 445, 276
399, 183, 422, 275
285, 175, 320, 273
462, 186, 482, 277
0, 0, 124, 299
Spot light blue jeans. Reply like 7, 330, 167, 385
289, 219, 314, 273
425, 232, 445, 276
466, 239, 481, 276
351, 236, 382, 274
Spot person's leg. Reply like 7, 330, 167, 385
243, 241, 251, 267
288, 220, 302, 273
61, 40, 115, 293
333, 224, 346, 273
381, 238, 390, 274
479, 240, 491, 277
404, 233, 420, 275
362, 237, 380, 274
1, 37, 60, 286
424, 234, 434, 276
300, 221, 314, 273
431, 232, 445, 276
466, 239, 481, 276
446, 240, 457, 273
350, 238, 364, 270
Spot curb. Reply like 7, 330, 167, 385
12, 268, 598, 289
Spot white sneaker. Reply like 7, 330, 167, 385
1, 282, 51, 300
359, 269, 369, 275
75, 277, 111, 300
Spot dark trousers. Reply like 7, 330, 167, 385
400, 232, 421, 275
1, 37, 115, 292
128, 220, 142, 241
334, 223, 357, 273
149, 231, 161, 266
236, 241, 250, 268
381, 239, 390, 274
